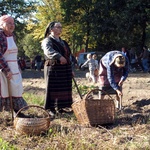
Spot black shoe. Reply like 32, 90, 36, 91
58, 108, 73, 114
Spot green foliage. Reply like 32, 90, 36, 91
0, 0, 35, 17
109, 0, 150, 47
60, 0, 150, 50
0, 138, 17, 150
22, 34, 42, 59
73, 82, 98, 96
23, 92, 44, 106
27, 0, 63, 40
0, 0, 150, 56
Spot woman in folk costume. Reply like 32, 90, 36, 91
0, 15, 27, 115
41, 21, 73, 117
98, 51, 129, 106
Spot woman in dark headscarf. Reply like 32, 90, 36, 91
41, 21, 73, 117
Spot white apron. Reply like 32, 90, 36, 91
0, 36, 23, 98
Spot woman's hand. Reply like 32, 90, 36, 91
118, 80, 124, 86
6, 71, 12, 80
60, 56, 67, 65
116, 89, 123, 96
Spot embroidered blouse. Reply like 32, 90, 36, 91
0, 29, 11, 74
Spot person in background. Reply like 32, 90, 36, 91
70, 54, 78, 71
92, 54, 99, 68
41, 21, 73, 118
121, 47, 130, 62
98, 50, 129, 108
18, 57, 26, 70
0, 15, 27, 116
141, 46, 150, 73
30, 58, 35, 70
92, 54, 99, 82
34, 54, 42, 71
81, 53, 97, 83
129, 47, 138, 72
18, 57, 24, 70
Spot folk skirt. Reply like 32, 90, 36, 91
44, 64, 73, 111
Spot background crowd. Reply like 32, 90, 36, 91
17, 45, 150, 74
121, 46, 150, 73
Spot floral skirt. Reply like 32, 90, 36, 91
0, 97, 27, 112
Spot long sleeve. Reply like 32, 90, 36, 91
0, 31, 11, 74
106, 65, 119, 90
106, 64, 129, 90
81, 59, 89, 68
41, 37, 62, 60
120, 64, 129, 82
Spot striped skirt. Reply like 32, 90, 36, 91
44, 64, 73, 111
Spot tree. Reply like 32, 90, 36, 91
109, 0, 150, 49
60, 0, 97, 51
27, 0, 63, 40
22, 34, 42, 58
60, 0, 150, 51
16, 0, 150, 55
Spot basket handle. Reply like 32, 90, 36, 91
14, 105, 50, 118
85, 88, 113, 100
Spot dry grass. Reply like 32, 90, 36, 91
0, 97, 150, 150
0, 70, 150, 150
0, 111, 150, 150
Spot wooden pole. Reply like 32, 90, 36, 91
7, 79, 14, 121
119, 95, 122, 110
72, 77, 83, 99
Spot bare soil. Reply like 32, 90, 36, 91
22, 69, 150, 108
0, 69, 150, 149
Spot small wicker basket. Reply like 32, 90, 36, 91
72, 89, 115, 126
14, 105, 50, 135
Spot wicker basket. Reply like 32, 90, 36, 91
72, 89, 115, 126
14, 105, 50, 135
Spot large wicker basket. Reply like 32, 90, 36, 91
14, 105, 50, 135
72, 89, 115, 126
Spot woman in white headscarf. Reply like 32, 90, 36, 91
0, 15, 27, 115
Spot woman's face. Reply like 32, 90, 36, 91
51, 22, 62, 36
2, 20, 15, 35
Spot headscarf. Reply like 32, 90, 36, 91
44, 21, 56, 38
0, 15, 14, 26
110, 53, 124, 65
114, 55, 126, 67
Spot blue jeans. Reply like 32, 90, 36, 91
36, 62, 42, 71
142, 59, 149, 72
